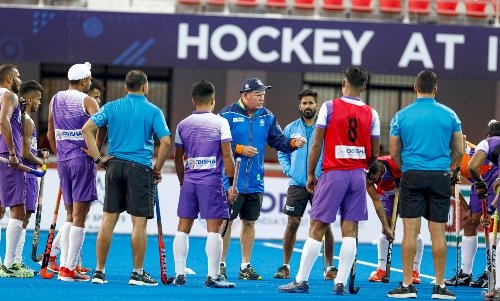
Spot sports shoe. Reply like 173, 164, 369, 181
47, 256, 59, 273
412, 270, 421, 284
387, 283, 417, 298
128, 270, 158, 286
483, 288, 500, 300
334, 283, 347, 295
274, 265, 290, 279
173, 274, 187, 286
470, 272, 488, 288
19, 262, 38, 276
444, 269, 472, 286
278, 280, 309, 293
220, 263, 227, 279
205, 275, 236, 288
369, 268, 387, 282
76, 265, 91, 275
431, 285, 456, 299
325, 266, 338, 280
0, 263, 35, 278
59, 267, 90, 282
238, 264, 262, 280
92, 270, 107, 284
57, 266, 65, 280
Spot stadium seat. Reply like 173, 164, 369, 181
379, 0, 401, 12
236, 0, 258, 6
436, 0, 459, 15
464, 0, 488, 17
178, 0, 202, 5
207, 0, 225, 5
350, 0, 372, 11
322, 0, 343, 10
266, 0, 287, 8
294, 0, 315, 9
408, 0, 431, 14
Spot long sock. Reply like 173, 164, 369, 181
65, 226, 85, 270
14, 229, 26, 263
206, 232, 222, 278
461, 235, 477, 275
413, 234, 423, 272
295, 237, 322, 282
377, 234, 389, 270
334, 237, 357, 286
173, 231, 189, 276
59, 222, 72, 268
78, 231, 85, 266
4, 218, 23, 268
50, 226, 63, 257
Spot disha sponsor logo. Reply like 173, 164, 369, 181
186, 156, 217, 170
54, 129, 84, 141
335, 145, 366, 159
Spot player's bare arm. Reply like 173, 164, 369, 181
174, 146, 185, 186
0, 91, 19, 167
389, 135, 402, 170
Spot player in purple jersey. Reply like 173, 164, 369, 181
47, 62, 100, 282
0, 64, 34, 278
172, 80, 238, 288
13, 81, 48, 271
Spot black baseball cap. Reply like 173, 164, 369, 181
239, 77, 272, 93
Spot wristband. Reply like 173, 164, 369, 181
9, 153, 15, 157
228, 177, 234, 186
235, 144, 244, 155
487, 204, 497, 216
94, 156, 103, 164
475, 180, 487, 190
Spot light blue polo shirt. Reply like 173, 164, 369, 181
91, 93, 170, 167
390, 97, 461, 172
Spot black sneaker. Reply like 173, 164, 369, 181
387, 283, 417, 298
444, 269, 472, 286
470, 272, 489, 288
238, 264, 262, 280
174, 274, 187, 286
334, 283, 347, 295
274, 265, 290, 279
431, 285, 456, 299
128, 271, 158, 286
92, 270, 108, 284
278, 280, 309, 293
205, 275, 236, 288
219, 263, 227, 279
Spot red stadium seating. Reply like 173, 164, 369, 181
464, 0, 488, 17
351, 0, 372, 11
408, 0, 431, 14
207, 0, 225, 6
322, 0, 344, 10
179, 0, 202, 4
266, 0, 288, 8
294, 0, 315, 9
436, 0, 459, 15
236, 0, 258, 6
379, 0, 401, 13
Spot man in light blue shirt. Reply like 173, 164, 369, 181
388, 70, 462, 299
82, 70, 171, 286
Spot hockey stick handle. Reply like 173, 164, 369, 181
383, 189, 399, 282
31, 174, 45, 262
0, 156, 47, 177
482, 197, 495, 292
221, 158, 241, 237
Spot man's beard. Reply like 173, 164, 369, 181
301, 109, 316, 119
12, 82, 19, 94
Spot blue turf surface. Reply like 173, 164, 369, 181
0, 231, 489, 300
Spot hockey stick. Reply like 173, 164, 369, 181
31, 164, 47, 262
493, 208, 498, 281
482, 198, 494, 293
221, 158, 241, 237
155, 185, 174, 285
40, 187, 61, 279
454, 171, 461, 287
0, 156, 46, 177
348, 237, 360, 294
382, 189, 399, 283
322, 235, 327, 281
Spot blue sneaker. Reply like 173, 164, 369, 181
278, 280, 309, 293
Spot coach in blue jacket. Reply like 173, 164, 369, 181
274, 89, 336, 281
219, 77, 306, 281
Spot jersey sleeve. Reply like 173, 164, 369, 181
220, 117, 232, 143
153, 108, 170, 139
452, 111, 462, 132
174, 126, 183, 147
371, 108, 380, 138
316, 102, 328, 128
90, 104, 108, 128
389, 112, 400, 137
476, 139, 489, 154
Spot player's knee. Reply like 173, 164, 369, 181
286, 217, 301, 231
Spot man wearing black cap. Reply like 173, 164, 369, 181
218, 77, 306, 280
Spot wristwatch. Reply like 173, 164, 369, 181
94, 156, 103, 164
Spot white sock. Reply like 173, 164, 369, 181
334, 237, 357, 286
65, 226, 85, 270
241, 262, 250, 270
377, 234, 389, 270
173, 231, 189, 276
295, 237, 322, 283
14, 229, 26, 263
413, 234, 423, 272
461, 235, 477, 275
4, 218, 23, 268
206, 232, 222, 278
50, 226, 63, 257
59, 221, 72, 268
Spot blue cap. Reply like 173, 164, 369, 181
239, 77, 272, 93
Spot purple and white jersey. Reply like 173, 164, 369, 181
0, 87, 22, 156
24, 123, 38, 178
476, 136, 500, 167
51, 89, 89, 162
175, 111, 232, 185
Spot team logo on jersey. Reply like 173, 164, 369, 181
335, 145, 366, 159
233, 117, 244, 123
259, 119, 265, 127
54, 129, 84, 141
31, 137, 37, 150
186, 156, 216, 170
